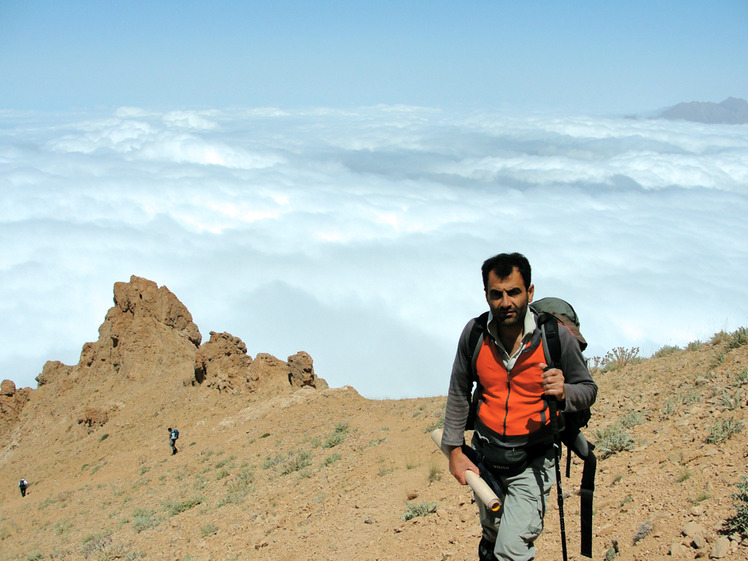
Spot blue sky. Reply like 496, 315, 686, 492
1, 2, 747, 398
2, 1, 747, 113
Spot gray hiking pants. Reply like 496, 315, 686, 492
473, 438, 555, 561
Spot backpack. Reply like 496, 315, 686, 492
172, 429, 179, 440
465, 297, 596, 558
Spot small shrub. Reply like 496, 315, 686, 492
690, 491, 711, 504
54, 519, 73, 535
652, 344, 680, 359
620, 410, 643, 429
99, 433, 109, 442
378, 466, 394, 477
686, 340, 704, 351
131, 509, 159, 533
281, 450, 313, 475
593, 424, 634, 459
599, 347, 641, 372
718, 388, 744, 411
263, 454, 284, 470
722, 475, 748, 539
80, 536, 141, 560
734, 369, 748, 385
728, 327, 748, 348
677, 470, 692, 483
323, 454, 341, 467
706, 419, 744, 444
164, 496, 204, 516
322, 423, 349, 448
711, 331, 732, 346
424, 417, 445, 434
323, 433, 346, 448
200, 523, 218, 537
402, 501, 438, 521
633, 520, 653, 544
218, 468, 254, 507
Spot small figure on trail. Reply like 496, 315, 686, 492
18, 478, 28, 497
168, 427, 179, 455
441, 252, 597, 561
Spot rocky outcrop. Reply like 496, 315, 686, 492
35, 360, 73, 387
194, 331, 256, 393
193, 337, 329, 394
78, 275, 202, 382
288, 351, 327, 390
77, 407, 109, 431
0, 380, 31, 435
2, 275, 329, 442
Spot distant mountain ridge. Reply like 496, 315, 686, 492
657, 97, 748, 124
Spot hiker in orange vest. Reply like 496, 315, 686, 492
442, 252, 597, 561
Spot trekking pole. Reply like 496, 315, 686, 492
549, 398, 568, 561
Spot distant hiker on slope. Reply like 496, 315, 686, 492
441, 252, 597, 561
168, 427, 179, 455
18, 478, 28, 497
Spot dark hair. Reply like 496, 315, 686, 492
481, 252, 532, 289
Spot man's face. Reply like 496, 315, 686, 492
485, 268, 534, 329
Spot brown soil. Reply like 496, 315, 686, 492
0, 296, 746, 561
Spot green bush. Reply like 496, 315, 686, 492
164, 496, 204, 516
218, 468, 254, 507
722, 476, 748, 539
131, 509, 159, 533
599, 347, 641, 372
728, 327, 748, 349
593, 423, 635, 459
651, 344, 680, 359
322, 423, 350, 448
282, 450, 313, 475
706, 419, 744, 444
323, 454, 341, 467
80, 536, 141, 560
402, 501, 438, 521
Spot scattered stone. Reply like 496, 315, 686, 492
693, 535, 708, 550
709, 536, 730, 558
683, 521, 707, 539
670, 542, 687, 556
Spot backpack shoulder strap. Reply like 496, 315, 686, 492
538, 310, 596, 559
467, 311, 489, 380
465, 312, 488, 430
537, 311, 562, 368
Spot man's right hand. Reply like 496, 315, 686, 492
448, 446, 480, 485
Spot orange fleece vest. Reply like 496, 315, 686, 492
476, 337, 549, 437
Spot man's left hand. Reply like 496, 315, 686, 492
540, 363, 566, 400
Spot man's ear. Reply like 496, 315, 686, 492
527, 284, 535, 303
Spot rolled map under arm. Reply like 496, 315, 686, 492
431, 428, 501, 512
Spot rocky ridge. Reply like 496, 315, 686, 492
0, 276, 746, 560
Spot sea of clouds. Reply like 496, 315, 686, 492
1, 105, 746, 398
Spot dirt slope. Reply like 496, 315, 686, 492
0, 280, 746, 561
